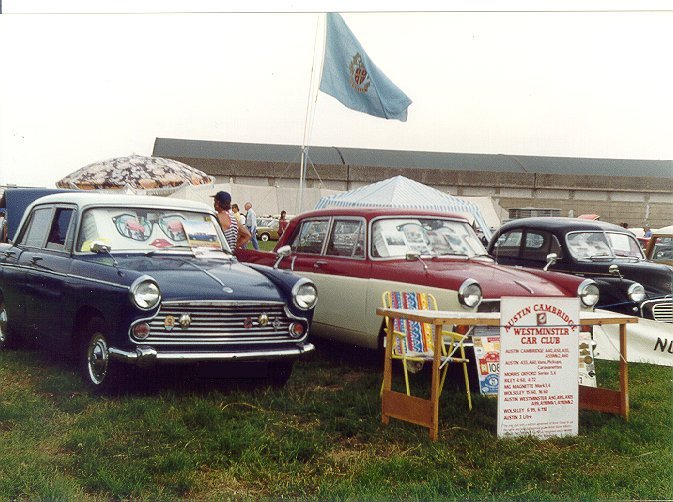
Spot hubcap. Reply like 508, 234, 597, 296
0, 304, 7, 345
87, 334, 109, 385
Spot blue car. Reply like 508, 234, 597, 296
0, 192, 317, 391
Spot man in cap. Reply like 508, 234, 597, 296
211, 191, 250, 250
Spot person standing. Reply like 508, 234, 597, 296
231, 203, 246, 227
211, 191, 250, 250
278, 210, 289, 238
244, 201, 259, 250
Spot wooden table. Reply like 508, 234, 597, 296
377, 308, 639, 440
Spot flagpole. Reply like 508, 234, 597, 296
298, 13, 327, 213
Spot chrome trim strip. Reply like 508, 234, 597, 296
0, 263, 129, 290
109, 343, 315, 364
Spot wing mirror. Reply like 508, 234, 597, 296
609, 264, 622, 278
90, 241, 112, 254
543, 252, 558, 271
274, 245, 292, 269
406, 251, 428, 271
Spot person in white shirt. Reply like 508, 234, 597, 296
244, 201, 259, 250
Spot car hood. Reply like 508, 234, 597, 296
581, 260, 673, 296
113, 254, 285, 302
376, 258, 580, 298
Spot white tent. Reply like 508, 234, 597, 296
315, 176, 494, 239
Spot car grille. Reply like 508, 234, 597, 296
644, 297, 673, 323
136, 301, 299, 344
473, 300, 501, 337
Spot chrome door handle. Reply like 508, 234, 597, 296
314, 260, 327, 269
30, 256, 43, 265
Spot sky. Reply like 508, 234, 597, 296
1, 1, 671, 188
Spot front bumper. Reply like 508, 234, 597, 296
108, 343, 315, 368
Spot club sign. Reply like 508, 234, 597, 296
497, 297, 580, 439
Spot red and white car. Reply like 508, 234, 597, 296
238, 208, 599, 349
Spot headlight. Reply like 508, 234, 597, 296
578, 279, 600, 308
458, 279, 482, 309
292, 279, 318, 310
129, 276, 161, 310
627, 283, 646, 303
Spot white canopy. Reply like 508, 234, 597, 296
315, 176, 494, 239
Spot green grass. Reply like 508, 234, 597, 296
0, 341, 672, 500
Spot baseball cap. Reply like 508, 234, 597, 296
211, 191, 232, 204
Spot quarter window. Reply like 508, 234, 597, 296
19, 207, 52, 248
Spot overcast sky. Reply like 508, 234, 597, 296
1, 1, 671, 188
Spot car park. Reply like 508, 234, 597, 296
645, 225, 673, 266
487, 217, 673, 324
238, 207, 600, 350
0, 193, 317, 391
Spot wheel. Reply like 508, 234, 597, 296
79, 317, 123, 392
0, 300, 19, 350
260, 233, 270, 242
266, 360, 294, 387
0, 299, 10, 349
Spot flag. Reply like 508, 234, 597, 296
319, 13, 412, 122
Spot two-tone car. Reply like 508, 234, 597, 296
487, 217, 673, 324
238, 207, 600, 350
0, 193, 317, 391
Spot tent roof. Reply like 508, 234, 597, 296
315, 176, 493, 237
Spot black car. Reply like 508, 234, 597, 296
488, 217, 672, 323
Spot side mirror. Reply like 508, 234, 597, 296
609, 264, 622, 277
274, 245, 292, 269
90, 241, 112, 254
543, 252, 558, 271
406, 251, 421, 261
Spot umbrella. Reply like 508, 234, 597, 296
56, 154, 215, 196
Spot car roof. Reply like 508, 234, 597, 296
498, 217, 626, 233
30, 192, 212, 213
653, 224, 673, 235
294, 206, 470, 221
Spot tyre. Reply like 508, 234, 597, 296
0, 300, 20, 350
79, 317, 124, 393
266, 360, 294, 387
260, 233, 270, 242
0, 299, 11, 349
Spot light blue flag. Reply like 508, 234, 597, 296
319, 13, 412, 122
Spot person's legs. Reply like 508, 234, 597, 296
250, 226, 259, 250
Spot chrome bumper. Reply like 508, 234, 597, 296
108, 343, 315, 368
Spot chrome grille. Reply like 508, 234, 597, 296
473, 300, 501, 336
650, 298, 673, 323
137, 301, 298, 344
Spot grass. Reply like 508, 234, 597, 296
0, 339, 672, 500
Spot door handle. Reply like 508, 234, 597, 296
2, 250, 14, 258
30, 256, 43, 265
313, 260, 327, 269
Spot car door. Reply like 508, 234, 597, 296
18, 205, 76, 350
490, 228, 524, 265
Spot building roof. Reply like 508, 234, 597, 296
154, 138, 672, 178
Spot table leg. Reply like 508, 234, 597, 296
382, 320, 393, 425
619, 323, 629, 420
429, 323, 442, 440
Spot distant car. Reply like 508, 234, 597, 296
645, 225, 673, 266
238, 208, 600, 350
256, 218, 280, 242
487, 217, 673, 324
0, 193, 317, 391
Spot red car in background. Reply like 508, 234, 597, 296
237, 207, 600, 350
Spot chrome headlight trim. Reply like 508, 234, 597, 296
292, 278, 318, 310
458, 278, 482, 309
578, 279, 600, 308
129, 275, 161, 311
627, 282, 646, 303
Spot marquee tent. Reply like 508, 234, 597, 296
315, 175, 494, 239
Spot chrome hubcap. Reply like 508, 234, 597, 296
0, 304, 7, 345
87, 334, 108, 385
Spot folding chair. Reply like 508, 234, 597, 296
381, 291, 472, 410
